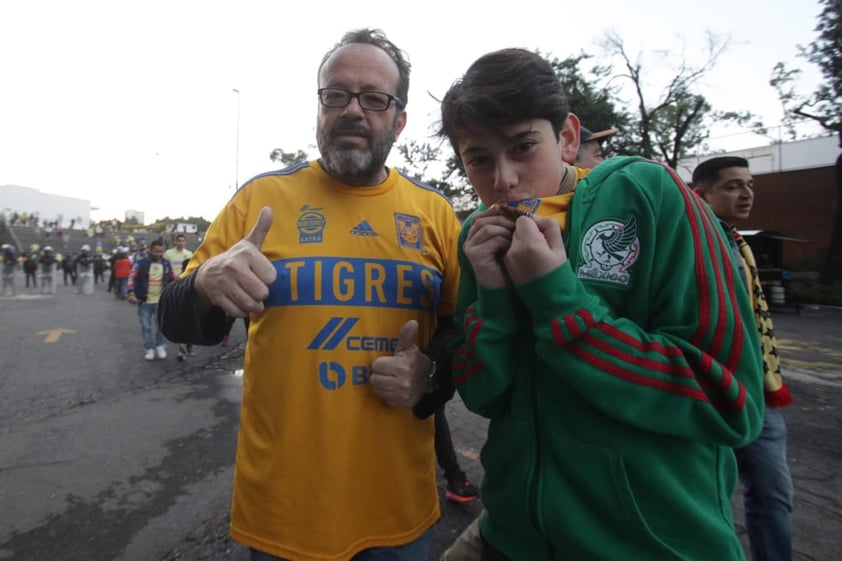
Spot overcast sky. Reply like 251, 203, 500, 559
0, 0, 826, 224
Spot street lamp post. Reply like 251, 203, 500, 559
233, 88, 240, 189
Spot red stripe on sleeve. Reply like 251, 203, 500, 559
663, 165, 744, 369
569, 342, 710, 402
596, 323, 685, 357
580, 333, 696, 378
565, 313, 583, 339
551, 319, 567, 346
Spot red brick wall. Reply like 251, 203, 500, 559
739, 166, 837, 271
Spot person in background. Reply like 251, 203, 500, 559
127, 239, 174, 360
107, 248, 118, 293
2, 244, 16, 296
39, 246, 57, 295
112, 247, 132, 300
692, 156, 794, 561
93, 247, 106, 286
438, 48, 763, 561
158, 28, 461, 561
574, 125, 618, 169
23, 248, 38, 288
62, 250, 77, 286
164, 233, 193, 276
74, 244, 94, 295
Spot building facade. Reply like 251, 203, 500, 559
1, 184, 92, 228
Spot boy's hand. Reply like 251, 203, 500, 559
504, 215, 567, 286
463, 210, 516, 289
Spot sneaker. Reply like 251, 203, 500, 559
155, 345, 167, 360
446, 478, 479, 504
177, 350, 186, 362
220, 335, 229, 347
186, 344, 195, 356
144, 349, 155, 361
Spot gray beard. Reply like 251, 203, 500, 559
318, 127, 396, 186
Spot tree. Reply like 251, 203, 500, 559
397, 139, 475, 212
545, 52, 631, 154
153, 215, 212, 234
600, 31, 763, 168
771, 0, 842, 283
772, 0, 842, 134
269, 148, 308, 167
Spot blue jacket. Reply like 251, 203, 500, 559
128, 256, 174, 302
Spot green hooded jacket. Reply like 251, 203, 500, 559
453, 157, 764, 561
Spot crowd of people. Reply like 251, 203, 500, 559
3, 28, 793, 561
3, 242, 105, 296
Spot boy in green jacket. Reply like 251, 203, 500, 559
438, 48, 764, 561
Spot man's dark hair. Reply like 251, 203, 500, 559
175, 233, 186, 241
319, 28, 411, 108
150, 239, 164, 250
691, 156, 749, 188
438, 48, 570, 160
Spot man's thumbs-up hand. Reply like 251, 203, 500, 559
194, 206, 278, 318
370, 320, 432, 409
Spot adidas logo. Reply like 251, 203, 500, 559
350, 221, 378, 237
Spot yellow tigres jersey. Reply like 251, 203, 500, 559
185, 161, 461, 561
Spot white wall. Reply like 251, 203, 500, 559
676, 134, 839, 182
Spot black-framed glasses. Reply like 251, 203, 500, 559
317, 87, 403, 112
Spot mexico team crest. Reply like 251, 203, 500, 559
394, 213, 422, 250
577, 216, 640, 286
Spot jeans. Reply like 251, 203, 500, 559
249, 528, 432, 561
115, 278, 128, 299
734, 407, 793, 561
137, 301, 165, 350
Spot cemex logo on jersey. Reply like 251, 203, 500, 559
307, 317, 399, 352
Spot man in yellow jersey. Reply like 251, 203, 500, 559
158, 28, 461, 561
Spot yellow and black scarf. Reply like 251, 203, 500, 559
734, 229, 794, 407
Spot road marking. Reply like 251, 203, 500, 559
37, 328, 77, 343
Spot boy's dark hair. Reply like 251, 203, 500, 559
691, 156, 749, 188
438, 48, 570, 159
150, 239, 165, 250
319, 28, 411, 109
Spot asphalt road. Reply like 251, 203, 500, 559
1, 273, 840, 561
0, 274, 248, 561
